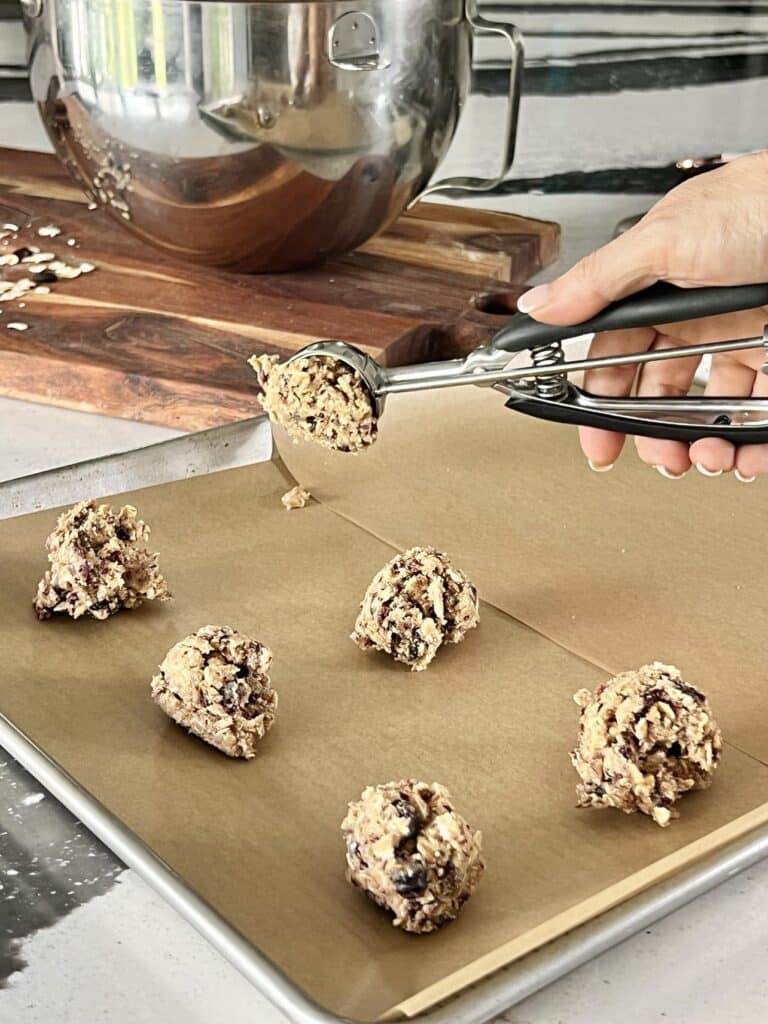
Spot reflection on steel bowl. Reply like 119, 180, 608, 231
24, 0, 521, 272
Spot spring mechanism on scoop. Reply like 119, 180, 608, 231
530, 341, 568, 399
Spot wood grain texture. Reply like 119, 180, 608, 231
0, 147, 559, 431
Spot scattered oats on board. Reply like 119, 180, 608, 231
6, 322, 28, 331
1, 227, 96, 314
22, 252, 54, 264
47, 260, 81, 280
571, 662, 722, 827
281, 485, 311, 511
0, 279, 33, 303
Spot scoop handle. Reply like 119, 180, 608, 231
505, 391, 768, 445
491, 282, 768, 354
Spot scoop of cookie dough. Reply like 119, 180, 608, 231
571, 662, 722, 827
351, 546, 479, 671
151, 625, 277, 759
34, 500, 171, 621
341, 779, 485, 933
249, 353, 377, 453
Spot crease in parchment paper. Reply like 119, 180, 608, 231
271, 386, 768, 1019
270, 447, 768, 1021
272, 449, 768, 779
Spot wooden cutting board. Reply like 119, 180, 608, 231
0, 147, 559, 431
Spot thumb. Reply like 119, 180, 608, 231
517, 222, 666, 325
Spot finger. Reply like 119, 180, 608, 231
688, 356, 755, 475
578, 326, 657, 469
653, 307, 768, 355
633, 334, 702, 476
517, 219, 666, 325
735, 370, 768, 479
579, 426, 628, 472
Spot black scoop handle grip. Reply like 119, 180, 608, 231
505, 392, 768, 445
492, 282, 768, 354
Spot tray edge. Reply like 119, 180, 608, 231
2, 711, 767, 1024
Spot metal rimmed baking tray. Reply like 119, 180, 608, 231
1, 710, 768, 1024
2, 408, 768, 1023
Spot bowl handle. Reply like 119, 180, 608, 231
415, 0, 522, 203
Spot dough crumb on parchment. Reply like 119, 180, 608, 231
281, 484, 311, 510
571, 662, 722, 827
341, 779, 485, 933
151, 625, 277, 759
34, 499, 171, 621
351, 546, 479, 671
249, 353, 377, 453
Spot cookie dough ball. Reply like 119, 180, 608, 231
571, 662, 722, 827
249, 353, 377, 453
351, 546, 479, 671
341, 779, 485, 933
151, 626, 277, 759
34, 500, 171, 621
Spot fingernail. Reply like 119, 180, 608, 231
588, 459, 614, 473
694, 463, 723, 478
735, 469, 757, 484
653, 465, 686, 480
517, 284, 551, 314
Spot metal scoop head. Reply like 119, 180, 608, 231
286, 339, 511, 424
286, 341, 388, 419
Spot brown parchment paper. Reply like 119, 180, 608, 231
0, 391, 766, 1023
280, 387, 768, 767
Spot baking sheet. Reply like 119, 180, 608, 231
0, 391, 766, 1022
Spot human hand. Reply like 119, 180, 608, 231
517, 151, 768, 480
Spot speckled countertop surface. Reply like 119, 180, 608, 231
2, 2, 768, 1021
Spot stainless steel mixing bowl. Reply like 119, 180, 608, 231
23, 0, 521, 271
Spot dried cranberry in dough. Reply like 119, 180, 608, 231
571, 662, 722, 827
151, 626, 277, 759
341, 779, 485, 933
351, 546, 479, 671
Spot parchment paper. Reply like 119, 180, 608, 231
281, 387, 768, 767
0, 388, 766, 1022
